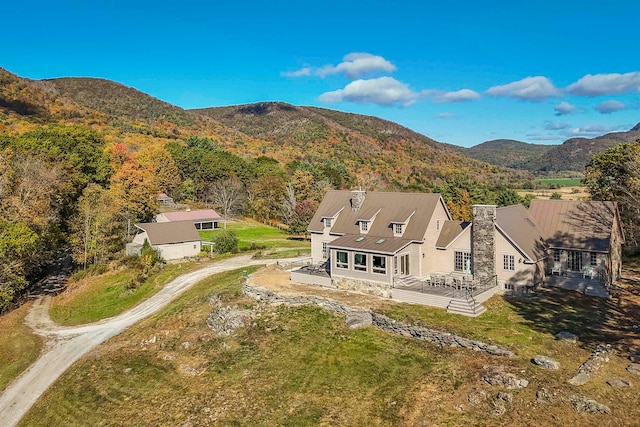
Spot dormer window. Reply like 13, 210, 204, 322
324, 218, 332, 228
394, 223, 403, 234
360, 221, 369, 232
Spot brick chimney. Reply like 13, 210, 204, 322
472, 205, 496, 283
351, 190, 366, 212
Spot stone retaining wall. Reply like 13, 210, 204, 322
333, 277, 392, 298
243, 282, 513, 357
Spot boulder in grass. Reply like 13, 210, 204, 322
607, 378, 631, 388
532, 355, 560, 370
555, 331, 578, 342
570, 395, 611, 415
627, 363, 640, 375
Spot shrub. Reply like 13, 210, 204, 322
213, 230, 239, 254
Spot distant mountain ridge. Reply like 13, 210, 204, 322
46, 77, 196, 126
192, 102, 528, 187
457, 125, 640, 173
450, 139, 552, 169
0, 69, 527, 189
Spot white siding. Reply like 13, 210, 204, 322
156, 241, 201, 261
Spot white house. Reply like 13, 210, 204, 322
126, 221, 202, 261
293, 190, 621, 316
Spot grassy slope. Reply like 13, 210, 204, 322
199, 219, 311, 252
0, 303, 43, 392
20, 268, 640, 426
49, 262, 205, 326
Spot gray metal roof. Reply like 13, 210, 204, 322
135, 221, 201, 245
329, 234, 413, 255
308, 190, 447, 242
529, 200, 620, 252
496, 204, 548, 261
435, 220, 470, 249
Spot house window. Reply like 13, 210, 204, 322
553, 249, 561, 262
360, 221, 369, 232
324, 218, 332, 227
454, 251, 471, 272
394, 223, 403, 234
336, 251, 348, 269
503, 254, 515, 271
354, 253, 367, 271
372, 255, 386, 274
590, 252, 597, 266
436, 219, 441, 231
322, 242, 328, 259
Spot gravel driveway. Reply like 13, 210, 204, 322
0, 255, 301, 427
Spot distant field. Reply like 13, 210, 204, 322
199, 218, 311, 252
517, 185, 589, 201
534, 177, 582, 187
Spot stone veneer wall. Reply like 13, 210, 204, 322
472, 205, 497, 284
242, 282, 514, 357
333, 277, 392, 298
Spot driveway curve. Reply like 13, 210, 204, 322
0, 255, 302, 427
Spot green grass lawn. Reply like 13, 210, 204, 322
49, 262, 205, 326
20, 268, 640, 426
0, 303, 43, 392
21, 267, 446, 426
534, 177, 582, 187
199, 218, 311, 253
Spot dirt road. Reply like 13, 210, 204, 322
0, 255, 300, 427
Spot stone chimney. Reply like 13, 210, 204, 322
351, 189, 366, 212
472, 205, 496, 284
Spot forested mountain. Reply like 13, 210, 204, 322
1, 67, 535, 311
456, 126, 640, 174
192, 102, 527, 189
46, 77, 197, 127
449, 139, 552, 169
517, 126, 640, 173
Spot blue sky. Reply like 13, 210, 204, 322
3, 0, 640, 147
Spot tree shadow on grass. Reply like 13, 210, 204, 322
505, 278, 640, 351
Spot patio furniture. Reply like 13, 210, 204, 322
551, 261, 562, 276
582, 265, 595, 280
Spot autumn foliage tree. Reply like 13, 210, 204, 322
288, 200, 317, 235
583, 141, 640, 246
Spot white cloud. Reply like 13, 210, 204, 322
596, 100, 626, 114
554, 101, 578, 116
315, 52, 397, 79
566, 72, 640, 96
562, 125, 626, 138
527, 133, 561, 141
280, 67, 311, 77
544, 121, 571, 131
425, 89, 480, 103
486, 76, 560, 101
437, 112, 455, 119
319, 77, 419, 107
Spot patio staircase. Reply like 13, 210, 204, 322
392, 276, 488, 316
446, 296, 486, 317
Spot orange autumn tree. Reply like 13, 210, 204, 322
107, 144, 158, 238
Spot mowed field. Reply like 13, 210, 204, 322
199, 218, 311, 258
518, 186, 590, 201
